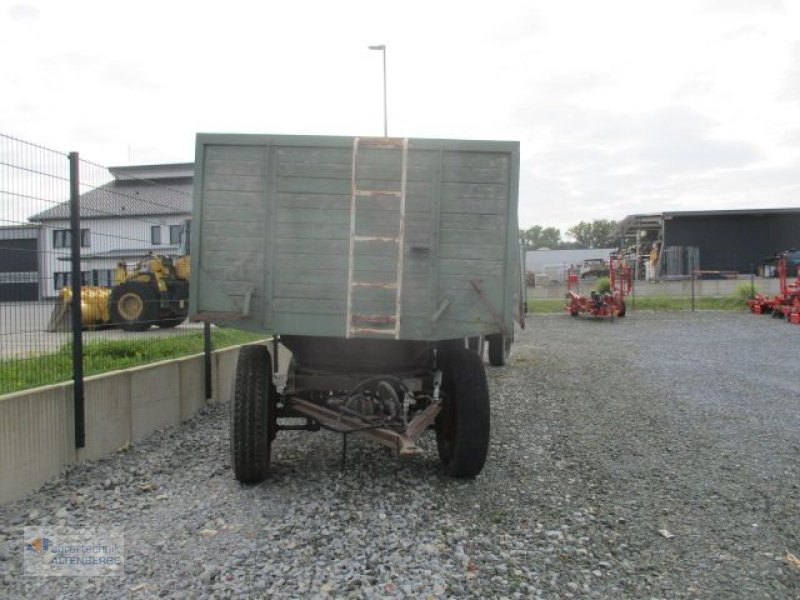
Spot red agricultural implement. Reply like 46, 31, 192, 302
748, 252, 800, 323
565, 256, 632, 319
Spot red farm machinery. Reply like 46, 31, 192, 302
748, 252, 800, 324
565, 255, 632, 319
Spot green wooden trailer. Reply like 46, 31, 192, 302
190, 133, 524, 481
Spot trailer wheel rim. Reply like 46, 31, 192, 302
117, 292, 144, 320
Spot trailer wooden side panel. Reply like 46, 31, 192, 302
190, 134, 520, 341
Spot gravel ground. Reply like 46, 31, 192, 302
1, 311, 798, 599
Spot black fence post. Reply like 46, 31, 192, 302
690, 270, 696, 312
750, 264, 755, 299
69, 152, 85, 449
204, 321, 213, 400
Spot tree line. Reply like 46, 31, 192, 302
520, 219, 619, 250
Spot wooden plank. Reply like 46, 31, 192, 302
206, 145, 267, 162
206, 160, 267, 177
441, 182, 508, 201
438, 197, 505, 215
274, 253, 348, 270
202, 220, 264, 238
439, 258, 505, 276
204, 250, 267, 268
276, 207, 351, 225
277, 176, 350, 195
355, 211, 401, 238
276, 147, 351, 165
441, 213, 505, 231
440, 230, 502, 246
275, 222, 350, 241
273, 282, 346, 301
275, 238, 349, 255
273, 298, 345, 314
205, 174, 267, 193
441, 165, 508, 184
203, 190, 266, 209
275, 193, 350, 210
438, 275, 504, 292
439, 243, 505, 261
203, 205, 265, 223
278, 162, 351, 179
442, 151, 510, 170
274, 269, 347, 286
203, 235, 269, 254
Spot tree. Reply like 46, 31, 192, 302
566, 219, 618, 248
520, 225, 563, 249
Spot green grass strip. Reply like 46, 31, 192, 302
528, 295, 747, 314
0, 329, 266, 396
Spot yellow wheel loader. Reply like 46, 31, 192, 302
48, 254, 191, 332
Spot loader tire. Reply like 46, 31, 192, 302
617, 300, 627, 318
436, 348, 490, 478
231, 344, 275, 484
487, 333, 511, 366
156, 315, 187, 328
110, 281, 159, 331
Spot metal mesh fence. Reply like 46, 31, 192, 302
0, 132, 224, 396
526, 263, 782, 312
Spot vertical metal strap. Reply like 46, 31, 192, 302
345, 137, 360, 338
393, 139, 409, 339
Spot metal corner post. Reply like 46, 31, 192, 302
69, 152, 85, 449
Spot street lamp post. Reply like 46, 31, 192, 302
368, 44, 387, 137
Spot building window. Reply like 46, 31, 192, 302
94, 269, 114, 287
54, 271, 91, 290
54, 272, 70, 290
151, 225, 162, 245
53, 229, 90, 248
169, 224, 184, 245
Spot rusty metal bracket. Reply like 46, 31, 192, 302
469, 279, 509, 337
288, 397, 423, 455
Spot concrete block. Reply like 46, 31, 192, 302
80, 373, 132, 461
179, 355, 206, 421
130, 363, 181, 442
0, 384, 75, 505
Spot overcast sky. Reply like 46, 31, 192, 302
2, 0, 799, 231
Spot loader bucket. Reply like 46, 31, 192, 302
47, 289, 72, 332
47, 287, 113, 332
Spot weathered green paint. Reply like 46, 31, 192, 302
190, 134, 521, 341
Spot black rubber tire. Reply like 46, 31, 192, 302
466, 335, 485, 359
487, 333, 511, 367
435, 348, 490, 478
110, 281, 159, 331
156, 315, 187, 328
617, 300, 627, 318
230, 344, 275, 483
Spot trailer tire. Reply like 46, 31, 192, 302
436, 348, 490, 478
466, 335, 484, 359
487, 333, 511, 366
231, 344, 275, 484
110, 281, 159, 331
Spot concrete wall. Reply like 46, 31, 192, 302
0, 342, 280, 505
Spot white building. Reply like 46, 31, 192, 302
526, 248, 616, 283
29, 163, 193, 298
